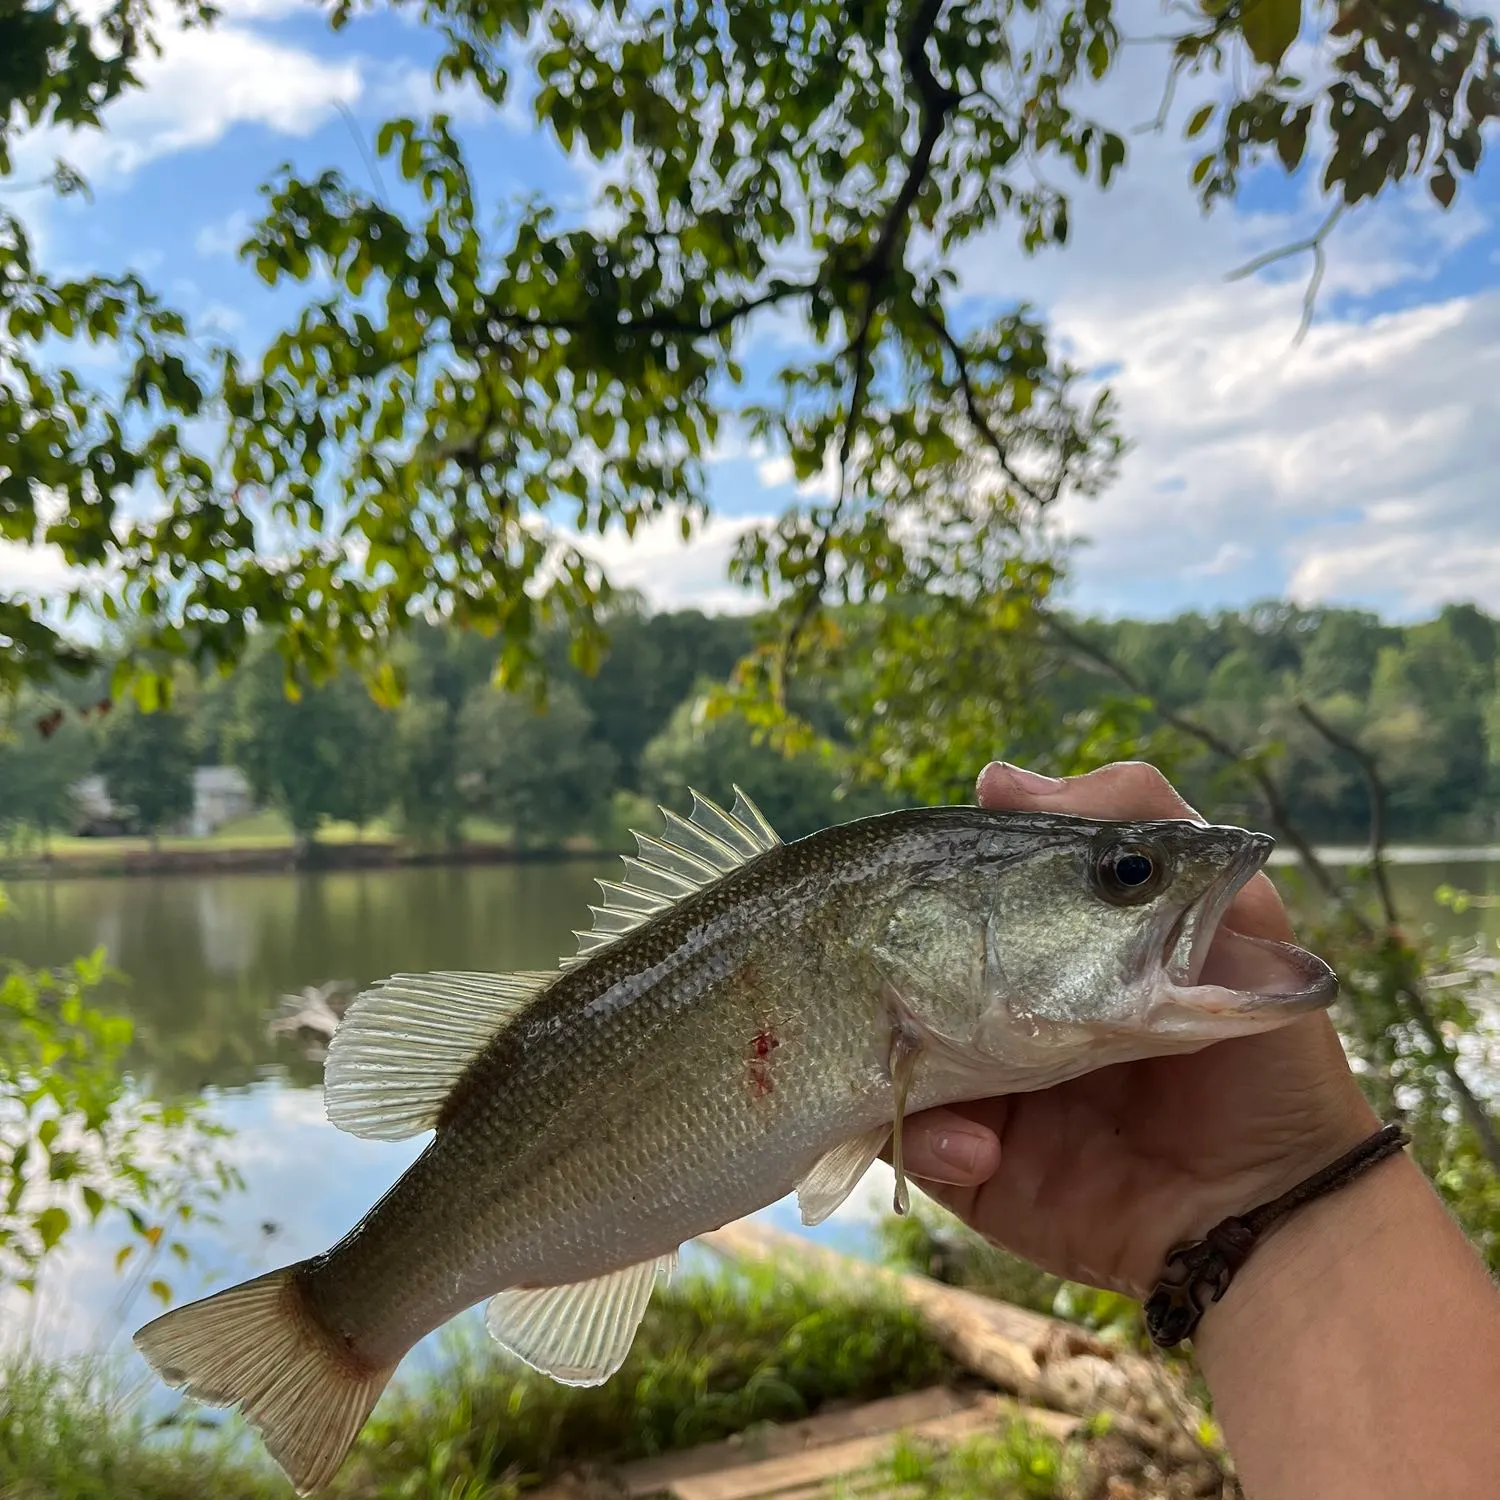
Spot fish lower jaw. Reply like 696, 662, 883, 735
1149, 929, 1340, 1037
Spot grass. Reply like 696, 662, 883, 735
0, 816, 562, 879
0, 1357, 277, 1500
1, 1260, 957, 1500
877, 1200, 1146, 1345
878, 1422, 1074, 1500
0, 814, 600, 872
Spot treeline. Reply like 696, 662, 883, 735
2, 600, 1497, 852
1068, 600, 1500, 844
0, 609, 896, 854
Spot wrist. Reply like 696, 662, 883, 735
1191, 1141, 1418, 1368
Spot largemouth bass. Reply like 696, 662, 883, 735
134, 789, 1336, 1492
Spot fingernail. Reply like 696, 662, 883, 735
932, 1130, 985, 1173
982, 761, 1063, 794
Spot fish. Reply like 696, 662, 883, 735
132, 788, 1337, 1493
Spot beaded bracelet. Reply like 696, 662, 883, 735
1144, 1122, 1411, 1347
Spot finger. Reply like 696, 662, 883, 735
887, 1107, 1002, 1186
976, 760, 1203, 823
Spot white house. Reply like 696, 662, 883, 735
69, 765, 255, 837
188, 765, 254, 837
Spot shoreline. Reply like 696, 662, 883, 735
0, 839, 613, 881
2, 836, 1497, 883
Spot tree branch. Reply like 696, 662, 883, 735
920, 305, 1053, 511
1049, 615, 1500, 1172
1225, 203, 1343, 346
779, 0, 964, 696
860, 0, 962, 282
835, 0, 963, 485
1041, 613, 1341, 897
484, 277, 816, 342
1293, 697, 1500, 1169
1293, 697, 1398, 927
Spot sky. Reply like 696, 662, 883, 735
4, 0, 1498, 626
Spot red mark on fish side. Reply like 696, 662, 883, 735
747, 1027, 780, 1098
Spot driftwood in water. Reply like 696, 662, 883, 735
700, 1219, 1217, 1471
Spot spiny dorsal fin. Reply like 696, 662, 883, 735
559, 786, 781, 970
323, 970, 556, 1140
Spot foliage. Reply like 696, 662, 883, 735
345, 1259, 953, 1497
0, 1261, 953, 1499
0, 1354, 276, 1500
457, 679, 615, 848
387, 625, 493, 846
0, 690, 96, 850
879, 1198, 1144, 1345
641, 681, 898, 842
0, 889, 238, 1298
1, 0, 222, 695
226, 644, 397, 844
2, 0, 1495, 700
3, 602, 1499, 861
96, 696, 195, 838
883, 1422, 1073, 1500
562, 607, 754, 790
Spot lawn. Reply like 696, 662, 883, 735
0, 811, 536, 863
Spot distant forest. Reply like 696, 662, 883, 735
2, 601, 1497, 851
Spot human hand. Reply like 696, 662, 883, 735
897, 760, 1378, 1299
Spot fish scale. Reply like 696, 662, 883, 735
132, 790, 1337, 1496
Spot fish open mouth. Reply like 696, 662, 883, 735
1151, 832, 1338, 1035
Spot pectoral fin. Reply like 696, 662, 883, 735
795, 1010, 927, 1225
796, 1126, 892, 1226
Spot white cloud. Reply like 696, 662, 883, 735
755, 450, 839, 500
885, 21, 1499, 620
1046, 281, 1500, 616
15, 22, 362, 184
362, 60, 514, 130
569, 509, 776, 615
195, 208, 252, 259
1187, 542, 1252, 578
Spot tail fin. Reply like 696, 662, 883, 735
133, 1263, 397, 1495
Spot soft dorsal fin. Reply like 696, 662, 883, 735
559, 786, 781, 970
323, 970, 556, 1140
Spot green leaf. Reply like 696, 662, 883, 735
1186, 104, 1214, 139
1240, 0, 1301, 68
37, 1205, 70, 1251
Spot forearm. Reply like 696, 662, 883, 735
1195, 1149, 1500, 1500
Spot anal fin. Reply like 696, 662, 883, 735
485, 1251, 677, 1386
796, 1126, 891, 1226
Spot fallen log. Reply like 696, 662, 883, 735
700, 1219, 1220, 1472
535, 1386, 1078, 1500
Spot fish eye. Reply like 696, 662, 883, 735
1091, 840, 1168, 906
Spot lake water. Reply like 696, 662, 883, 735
4, 853, 1498, 1366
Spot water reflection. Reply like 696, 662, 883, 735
4, 862, 619, 1095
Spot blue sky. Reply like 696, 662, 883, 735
6, 0, 1498, 623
